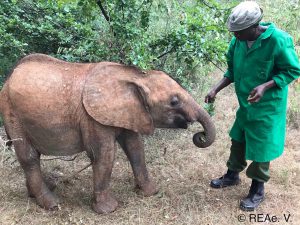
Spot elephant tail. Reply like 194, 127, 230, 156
0, 84, 13, 147
0, 82, 8, 114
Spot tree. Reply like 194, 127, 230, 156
0, 0, 233, 89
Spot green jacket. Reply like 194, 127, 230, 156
224, 23, 300, 162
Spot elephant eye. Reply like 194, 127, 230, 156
170, 96, 179, 107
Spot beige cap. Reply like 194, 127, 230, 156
227, 1, 263, 32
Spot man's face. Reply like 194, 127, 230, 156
233, 26, 256, 41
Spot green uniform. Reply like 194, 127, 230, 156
224, 23, 300, 162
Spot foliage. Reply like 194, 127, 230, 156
204, 102, 215, 116
258, 0, 300, 55
0, 0, 232, 89
287, 96, 300, 129
254, 1, 299, 58
149, 0, 232, 86
60, 0, 233, 87
1, 0, 299, 89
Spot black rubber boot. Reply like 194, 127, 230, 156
210, 169, 240, 188
240, 179, 265, 211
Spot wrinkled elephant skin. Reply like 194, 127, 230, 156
0, 54, 215, 213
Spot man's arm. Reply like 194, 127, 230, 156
248, 35, 300, 103
272, 36, 300, 88
205, 77, 232, 103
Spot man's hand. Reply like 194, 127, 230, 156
205, 90, 217, 103
247, 84, 266, 103
204, 77, 232, 103
247, 80, 277, 103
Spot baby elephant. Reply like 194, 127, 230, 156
0, 54, 215, 213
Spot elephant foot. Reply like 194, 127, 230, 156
35, 190, 59, 210
92, 191, 118, 214
136, 180, 158, 197
27, 180, 57, 198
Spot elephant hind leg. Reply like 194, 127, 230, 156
7, 118, 59, 210
15, 139, 59, 210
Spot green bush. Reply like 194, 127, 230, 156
0, 0, 107, 75
0, 0, 232, 89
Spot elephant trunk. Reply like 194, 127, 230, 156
192, 107, 216, 148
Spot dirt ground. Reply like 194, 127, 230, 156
0, 72, 299, 225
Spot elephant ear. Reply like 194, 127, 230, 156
82, 69, 154, 135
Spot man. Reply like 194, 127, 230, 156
205, 1, 300, 211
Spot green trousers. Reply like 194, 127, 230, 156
226, 139, 270, 182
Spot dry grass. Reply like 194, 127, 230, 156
0, 71, 299, 225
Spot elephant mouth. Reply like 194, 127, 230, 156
174, 117, 189, 129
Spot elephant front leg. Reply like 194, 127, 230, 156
86, 138, 118, 214
117, 130, 158, 197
